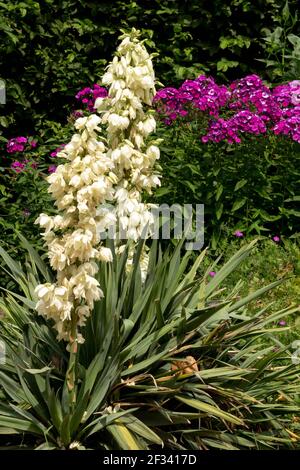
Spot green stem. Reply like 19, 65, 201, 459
66, 311, 78, 411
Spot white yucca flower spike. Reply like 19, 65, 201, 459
97, 28, 161, 279
35, 28, 161, 345
35, 114, 115, 344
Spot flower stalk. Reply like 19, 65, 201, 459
66, 310, 78, 407
34, 28, 161, 351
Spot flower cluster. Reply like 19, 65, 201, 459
7, 136, 28, 153
273, 106, 300, 142
154, 74, 300, 144
96, 28, 161, 271
234, 230, 244, 238
273, 80, 300, 107
71, 110, 84, 120
11, 161, 26, 173
152, 87, 182, 123
35, 114, 116, 342
3, 135, 68, 175
35, 29, 160, 343
50, 144, 66, 158
10, 158, 38, 173
75, 84, 108, 112
6, 136, 37, 154
153, 76, 229, 124
4, 136, 40, 173
48, 165, 57, 174
202, 110, 266, 144
228, 74, 281, 122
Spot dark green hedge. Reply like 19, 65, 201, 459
1, 0, 295, 136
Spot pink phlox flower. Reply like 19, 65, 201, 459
11, 161, 25, 172
234, 230, 244, 238
48, 165, 57, 173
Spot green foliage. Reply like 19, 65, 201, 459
202, 236, 300, 320
0, 120, 72, 269
0, 165, 49, 251
0, 0, 288, 136
260, 0, 300, 82
0, 238, 300, 449
155, 120, 300, 247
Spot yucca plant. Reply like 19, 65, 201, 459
0, 235, 300, 450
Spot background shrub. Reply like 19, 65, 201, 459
155, 120, 300, 246
260, 0, 300, 83
1, 0, 299, 137
0, 120, 72, 260
0, 1, 299, 259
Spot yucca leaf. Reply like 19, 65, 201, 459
228, 279, 285, 313
205, 240, 257, 297
25, 366, 52, 374
83, 339, 114, 394
69, 391, 90, 435
0, 415, 42, 434
175, 395, 244, 425
9, 403, 49, 434
0, 287, 36, 309
190, 366, 249, 380
60, 414, 71, 447
121, 322, 176, 363
0, 371, 27, 403
47, 388, 63, 434
17, 233, 52, 283
155, 299, 164, 328
0, 245, 26, 280
80, 408, 138, 439
121, 350, 168, 377
177, 249, 207, 291
119, 414, 163, 445
35, 442, 58, 450
84, 360, 119, 420
106, 421, 146, 450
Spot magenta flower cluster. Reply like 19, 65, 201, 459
75, 84, 108, 112
7, 136, 28, 153
4, 134, 60, 175
72, 110, 84, 120
153, 74, 300, 144
48, 164, 57, 174
5, 136, 39, 173
4, 132, 68, 175
6, 136, 37, 154
10, 159, 37, 173
50, 143, 66, 158
154, 76, 229, 124
11, 161, 26, 173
